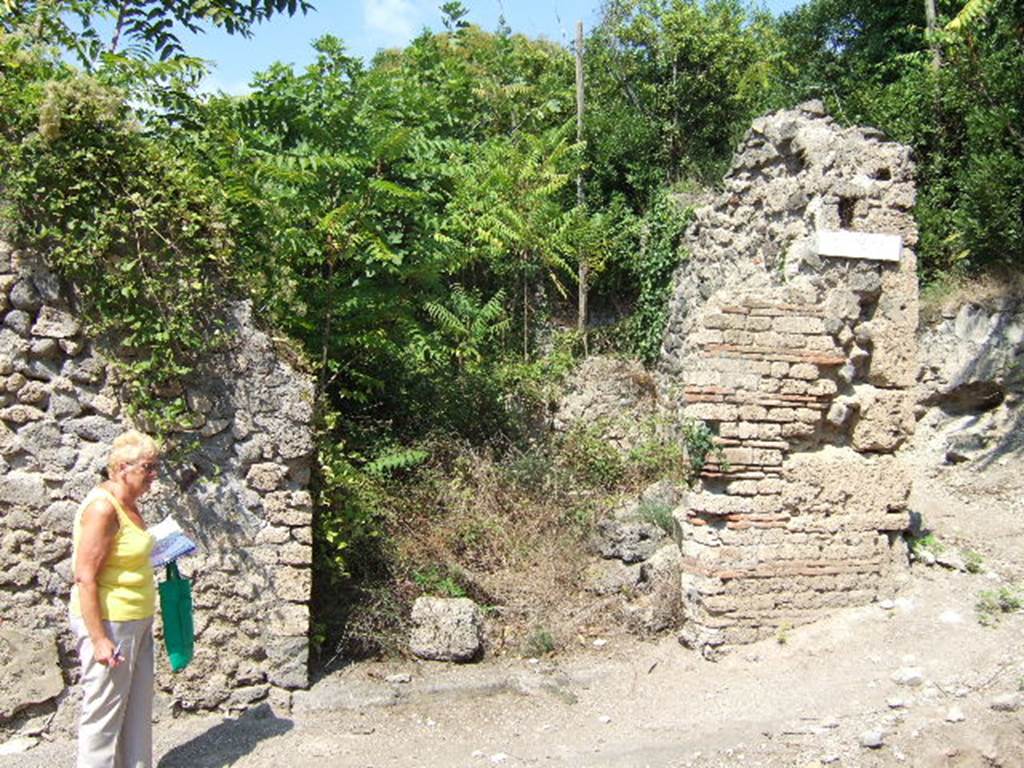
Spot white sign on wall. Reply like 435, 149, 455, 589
816, 230, 903, 263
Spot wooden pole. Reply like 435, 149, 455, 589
575, 20, 588, 353
924, 0, 941, 69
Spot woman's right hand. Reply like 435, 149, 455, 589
92, 636, 124, 668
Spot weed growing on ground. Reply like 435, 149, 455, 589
776, 622, 793, 645
963, 550, 984, 574
523, 627, 557, 657
412, 565, 467, 598
976, 585, 1023, 626
638, 499, 676, 536
909, 532, 944, 559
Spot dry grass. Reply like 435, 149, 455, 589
356, 425, 687, 658
386, 440, 613, 655
920, 268, 1024, 325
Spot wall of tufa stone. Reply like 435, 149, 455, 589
0, 242, 316, 729
659, 102, 919, 652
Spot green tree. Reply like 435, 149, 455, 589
584, 0, 782, 206
1, 0, 313, 63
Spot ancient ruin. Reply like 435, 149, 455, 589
660, 101, 919, 651
0, 245, 315, 724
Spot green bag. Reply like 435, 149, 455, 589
158, 561, 194, 672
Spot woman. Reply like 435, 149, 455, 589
69, 430, 160, 768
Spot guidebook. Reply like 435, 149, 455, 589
149, 516, 197, 569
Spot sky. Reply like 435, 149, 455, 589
182, 1, 803, 95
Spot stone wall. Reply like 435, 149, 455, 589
0, 242, 315, 729
660, 102, 919, 652
917, 297, 1024, 464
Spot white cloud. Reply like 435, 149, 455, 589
198, 73, 253, 97
364, 0, 421, 44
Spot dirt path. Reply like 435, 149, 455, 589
6, 459, 1022, 768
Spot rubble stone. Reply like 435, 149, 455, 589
410, 597, 484, 662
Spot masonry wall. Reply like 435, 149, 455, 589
660, 102, 919, 652
0, 242, 315, 727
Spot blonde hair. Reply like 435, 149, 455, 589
107, 430, 160, 476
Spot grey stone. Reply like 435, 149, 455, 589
41, 500, 79, 531
0, 628, 65, 718
64, 414, 123, 443
891, 667, 925, 687
30, 268, 62, 303
585, 560, 641, 595
934, 550, 967, 572
253, 414, 315, 460
990, 693, 1021, 712
48, 390, 83, 420
592, 516, 666, 564
410, 597, 484, 662
64, 355, 106, 384
269, 603, 308, 637
8, 279, 41, 312
859, 729, 885, 749
640, 543, 681, 586
3, 309, 32, 337
29, 337, 60, 359
18, 357, 61, 381
266, 637, 308, 689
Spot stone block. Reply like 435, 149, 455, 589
269, 603, 308, 637
0, 470, 49, 507
246, 462, 289, 492
774, 316, 825, 334
789, 363, 819, 380
8, 280, 40, 313
0, 404, 44, 425
851, 389, 915, 453
410, 597, 483, 662
584, 559, 641, 595
0, 628, 64, 719
592, 517, 666, 564
29, 337, 59, 359
262, 491, 312, 526
31, 307, 80, 339
704, 313, 746, 330
63, 414, 123, 443
278, 542, 311, 567
266, 637, 308, 689
255, 525, 291, 545
272, 566, 311, 602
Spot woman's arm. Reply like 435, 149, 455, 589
75, 498, 122, 667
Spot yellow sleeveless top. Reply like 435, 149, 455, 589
69, 487, 156, 621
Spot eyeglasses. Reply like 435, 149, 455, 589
135, 460, 160, 474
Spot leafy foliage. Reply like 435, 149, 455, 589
0, 44, 231, 430
2, 0, 312, 63
773, 0, 1024, 278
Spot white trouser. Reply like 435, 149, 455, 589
70, 615, 154, 768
